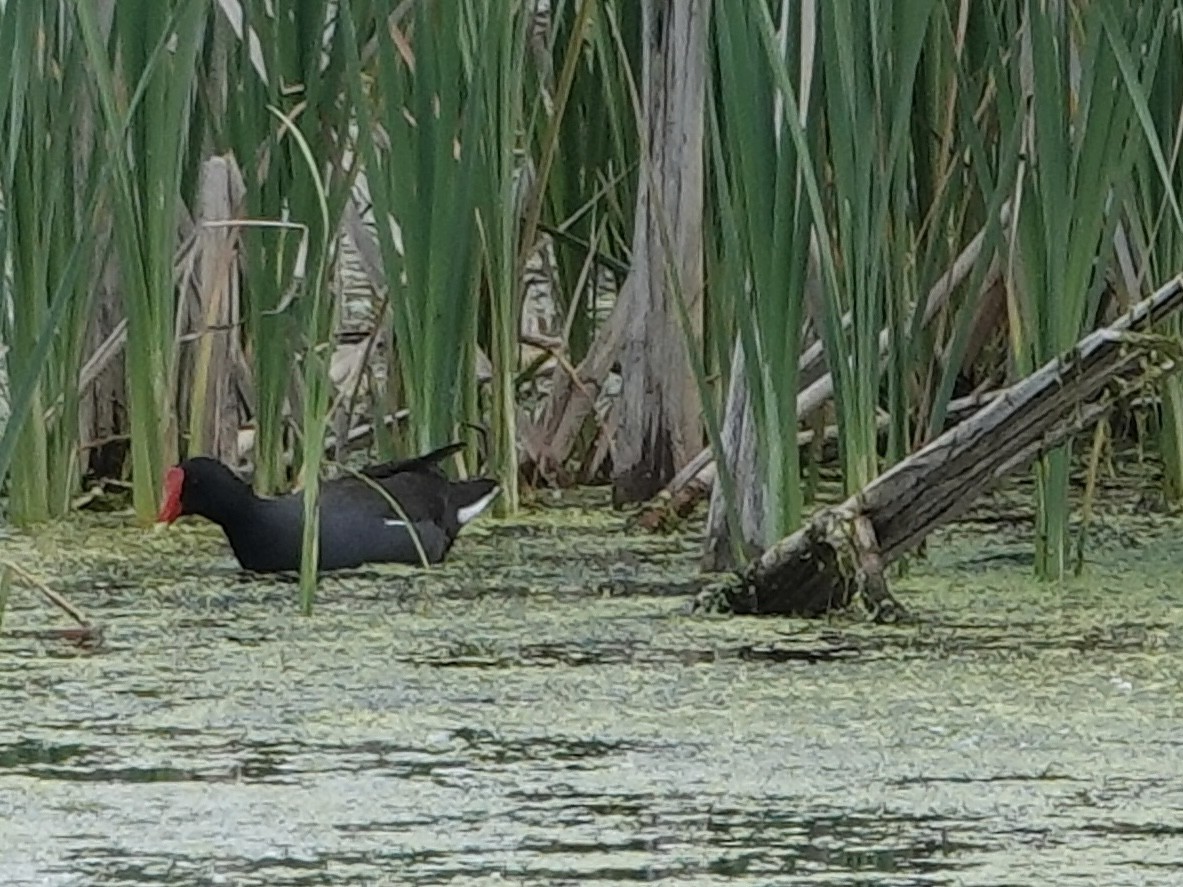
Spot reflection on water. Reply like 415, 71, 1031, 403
2, 499, 1182, 886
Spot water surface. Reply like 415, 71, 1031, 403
2, 487, 1181, 885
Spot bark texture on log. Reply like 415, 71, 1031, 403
530, 292, 629, 485
702, 340, 764, 570
722, 274, 1183, 617
610, 0, 709, 506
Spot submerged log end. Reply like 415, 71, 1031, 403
721, 508, 906, 619
725, 518, 855, 617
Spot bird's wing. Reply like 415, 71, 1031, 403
320, 470, 449, 524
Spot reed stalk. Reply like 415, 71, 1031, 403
0, 2, 103, 524
1118, 3, 1183, 500
1000, 0, 1160, 579
708, 0, 818, 546
471, 0, 531, 515
75, 0, 208, 525
343, 1, 484, 458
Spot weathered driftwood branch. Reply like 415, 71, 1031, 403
720, 273, 1183, 617
608, 0, 709, 506
637, 387, 1003, 531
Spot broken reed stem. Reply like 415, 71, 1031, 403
0, 560, 93, 627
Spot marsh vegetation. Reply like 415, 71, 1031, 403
2, 1, 1183, 882
1, 0, 1181, 591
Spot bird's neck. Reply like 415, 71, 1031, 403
217, 493, 304, 572
199, 480, 264, 533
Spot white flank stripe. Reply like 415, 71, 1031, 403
383, 518, 407, 528
457, 487, 500, 525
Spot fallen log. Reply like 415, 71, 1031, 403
636, 387, 1005, 531
712, 273, 1183, 618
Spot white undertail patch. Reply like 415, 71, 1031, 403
457, 486, 501, 525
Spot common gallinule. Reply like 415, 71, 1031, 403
155, 442, 499, 572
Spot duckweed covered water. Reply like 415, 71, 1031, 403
1, 484, 1182, 885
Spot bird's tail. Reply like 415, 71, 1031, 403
452, 479, 501, 525
361, 441, 466, 480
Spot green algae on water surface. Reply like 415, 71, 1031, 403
1, 477, 1182, 884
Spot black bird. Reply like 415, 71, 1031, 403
155, 443, 499, 572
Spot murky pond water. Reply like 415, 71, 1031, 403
2, 486, 1182, 885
